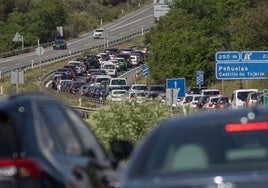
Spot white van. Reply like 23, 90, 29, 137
230, 89, 258, 109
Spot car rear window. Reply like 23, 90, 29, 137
132, 122, 268, 177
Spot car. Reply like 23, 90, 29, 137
101, 62, 117, 77
112, 57, 128, 71
93, 28, 104, 39
202, 96, 221, 109
104, 47, 120, 55
85, 54, 100, 68
120, 47, 134, 54
200, 88, 221, 96
116, 53, 132, 68
187, 86, 208, 94
196, 95, 210, 108
106, 89, 128, 102
91, 86, 109, 99
147, 85, 166, 98
107, 78, 130, 90
245, 91, 263, 108
53, 38, 67, 50
0, 92, 133, 188
130, 84, 148, 91
66, 80, 87, 94
120, 105, 268, 188
131, 50, 145, 64
130, 54, 140, 66
216, 96, 230, 109
90, 74, 111, 86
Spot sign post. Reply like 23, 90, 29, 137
35, 39, 45, 67
11, 70, 24, 93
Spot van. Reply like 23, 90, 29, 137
230, 89, 258, 109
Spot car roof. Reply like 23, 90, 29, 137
153, 106, 268, 133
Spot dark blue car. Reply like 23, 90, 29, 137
0, 92, 132, 188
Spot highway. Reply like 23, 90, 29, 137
0, 3, 154, 78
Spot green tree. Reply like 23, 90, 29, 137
145, 0, 268, 87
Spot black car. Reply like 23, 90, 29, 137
53, 38, 67, 50
0, 92, 133, 188
146, 85, 166, 99
85, 54, 100, 68
120, 106, 268, 188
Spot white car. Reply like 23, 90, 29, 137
130, 84, 148, 91
106, 89, 128, 102
200, 89, 222, 96
130, 54, 140, 66
93, 28, 104, 39
101, 62, 117, 77
180, 94, 202, 108
202, 96, 221, 109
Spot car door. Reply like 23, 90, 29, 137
37, 103, 116, 188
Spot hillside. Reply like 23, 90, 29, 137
0, 0, 150, 54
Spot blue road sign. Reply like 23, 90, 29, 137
143, 64, 149, 76
166, 78, 186, 97
196, 71, 204, 85
215, 51, 268, 80
215, 51, 240, 62
216, 62, 268, 79
241, 51, 268, 62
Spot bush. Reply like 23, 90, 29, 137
89, 100, 177, 150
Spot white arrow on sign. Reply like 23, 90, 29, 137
174, 81, 177, 88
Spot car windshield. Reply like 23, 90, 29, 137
132, 86, 147, 90
203, 91, 220, 96
237, 91, 251, 101
104, 64, 115, 69
150, 86, 165, 91
219, 97, 229, 103
131, 123, 268, 178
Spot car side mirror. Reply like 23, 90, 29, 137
110, 140, 134, 168
110, 140, 134, 160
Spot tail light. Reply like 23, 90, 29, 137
0, 159, 43, 179
225, 122, 268, 132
